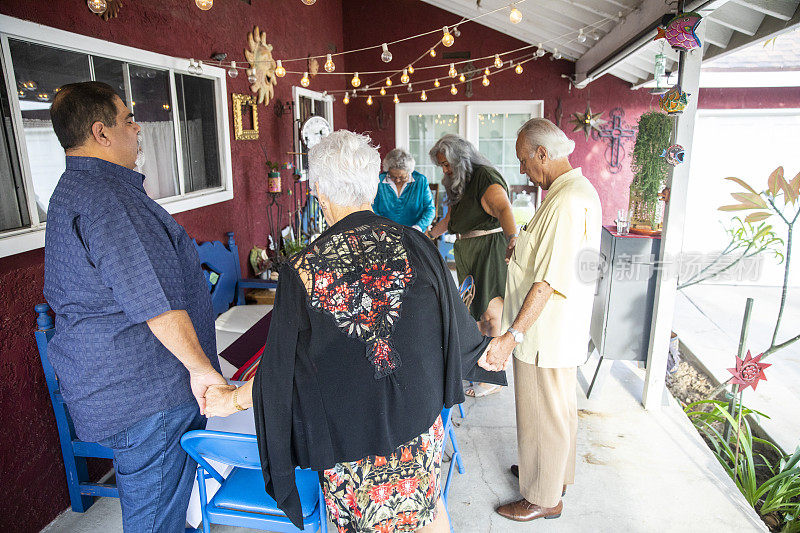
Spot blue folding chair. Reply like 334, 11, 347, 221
181, 430, 327, 533
440, 406, 465, 533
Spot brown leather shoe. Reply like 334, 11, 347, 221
496, 498, 563, 521
509, 465, 567, 496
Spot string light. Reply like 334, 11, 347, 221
301, 0, 317, 5
484, 67, 491, 76
343, 92, 350, 104
448, 64, 457, 78
351, 72, 361, 87
381, 43, 393, 63
450, 84, 458, 95
552, 49, 562, 60
162, 104, 170, 111
228, 61, 238, 78
459, 74, 466, 83
509, 4, 523, 24
400, 68, 410, 84
434, 78, 440, 87
393, 94, 399, 104
408, 65, 414, 74
380, 87, 386, 95
536, 43, 545, 57
591, 31, 600, 41
515, 63, 523, 74
578, 29, 587, 43
275, 60, 286, 77
301, 72, 310, 87
366, 95, 373, 105
494, 54, 503, 69
441, 26, 455, 47
324, 54, 335, 72
247, 72, 257, 84
420, 90, 427, 101
87, 0, 107, 14
195, 0, 213, 10
385, 77, 392, 87
429, 48, 436, 58
407, 83, 413, 92
482, 75, 490, 86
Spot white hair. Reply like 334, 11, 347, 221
308, 130, 380, 207
517, 118, 575, 160
382, 148, 415, 174
428, 134, 495, 205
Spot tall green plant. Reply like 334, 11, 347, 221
630, 111, 672, 204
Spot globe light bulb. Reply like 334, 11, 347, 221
578, 29, 587, 43
442, 27, 454, 47
591, 31, 600, 41
385, 77, 392, 87
448, 64, 457, 78
380, 87, 386, 95
434, 78, 440, 87
195, 60, 203, 74
400, 69, 409, 84
553, 49, 562, 60
459, 74, 466, 83
87, 0, 107, 14
324, 54, 335, 72
408, 65, 414, 74
509, 4, 523, 24
275, 60, 286, 77
484, 67, 491, 76
494, 54, 503, 69
420, 90, 427, 101
381, 43, 392, 63
450, 84, 458, 95
482, 75, 490, 87
515, 63, 523, 74
393, 94, 399, 104
351, 72, 361, 87
430, 48, 437, 58
195, 0, 213, 10
228, 61, 239, 78
536, 44, 546, 57
301, 72, 310, 87
407, 83, 413, 92
301, 0, 317, 5
247, 73, 257, 84
367, 95, 373, 106
343, 92, 350, 105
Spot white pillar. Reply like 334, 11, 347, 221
641, 24, 705, 410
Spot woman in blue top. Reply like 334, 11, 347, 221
373, 148, 435, 232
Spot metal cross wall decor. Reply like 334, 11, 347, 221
592, 107, 637, 174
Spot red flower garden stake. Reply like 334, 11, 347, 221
727, 350, 771, 391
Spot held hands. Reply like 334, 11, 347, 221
189, 367, 228, 415
478, 334, 515, 372
204, 384, 238, 418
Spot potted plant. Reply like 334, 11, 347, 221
629, 111, 672, 234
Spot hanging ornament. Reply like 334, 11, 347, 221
654, 12, 703, 51
343, 92, 350, 105
429, 48, 437, 58
515, 63, 523, 74
536, 43, 546, 57
228, 61, 239, 78
351, 72, 361, 87
275, 60, 286, 77
482, 75, 490, 87
727, 350, 770, 391
366, 95, 373, 105
494, 54, 503, 69
87, 0, 107, 14
408, 65, 414, 74
381, 43, 393, 63
400, 68, 410, 84
196, 0, 213, 10
442, 26, 455, 47
244, 26, 278, 104
659, 85, 689, 115
448, 63, 457, 78
300, 72, 310, 87
660, 144, 685, 166
420, 90, 427, 101
568, 104, 606, 140
393, 94, 400, 104
380, 87, 386, 96
459, 73, 466, 83
509, 4, 523, 24
450, 84, 458, 95
650, 50, 669, 94
324, 54, 335, 72
434, 78, 440, 87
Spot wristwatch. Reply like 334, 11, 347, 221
507, 327, 524, 344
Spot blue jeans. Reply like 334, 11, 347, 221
98, 400, 205, 532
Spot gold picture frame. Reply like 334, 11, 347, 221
232, 93, 258, 140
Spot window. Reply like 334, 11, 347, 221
0, 15, 233, 258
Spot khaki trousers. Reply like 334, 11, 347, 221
513, 357, 578, 508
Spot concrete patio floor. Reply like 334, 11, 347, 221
43, 360, 765, 533
674, 283, 800, 453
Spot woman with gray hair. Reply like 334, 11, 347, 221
427, 135, 516, 397
204, 130, 505, 533
373, 148, 436, 232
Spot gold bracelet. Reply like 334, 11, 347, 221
232, 387, 246, 411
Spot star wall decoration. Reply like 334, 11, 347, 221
727, 350, 770, 391
569, 104, 606, 140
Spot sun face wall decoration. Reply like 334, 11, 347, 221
244, 26, 278, 105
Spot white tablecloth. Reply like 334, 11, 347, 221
185, 383, 256, 529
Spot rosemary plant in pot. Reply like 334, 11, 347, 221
629, 111, 672, 235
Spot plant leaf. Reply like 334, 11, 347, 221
767, 166, 784, 196
745, 211, 772, 224
719, 204, 752, 212
732, 192, 768, 208
789, 170, 800, 204
725, 177, 759, 195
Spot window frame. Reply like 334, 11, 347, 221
0, 15, 233, 258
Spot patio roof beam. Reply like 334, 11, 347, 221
706, 1, 765, 35
701, 4, 800, 63
732, 0, 797, 20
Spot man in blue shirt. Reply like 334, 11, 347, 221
44, 82, 226, 532
373, 148, 435, 232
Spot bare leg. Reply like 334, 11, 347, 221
417, 499, 450, 533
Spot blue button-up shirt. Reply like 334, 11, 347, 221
44, 156, 219, 442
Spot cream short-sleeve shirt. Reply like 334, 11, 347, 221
501, 168, 602, 368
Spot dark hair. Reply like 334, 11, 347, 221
50, 81, 119, 150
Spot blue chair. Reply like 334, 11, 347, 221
33, 303, 118, 512
440, 406, 465, 533
181, 430, 327, 533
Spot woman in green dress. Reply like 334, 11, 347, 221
427, 134, 517, 397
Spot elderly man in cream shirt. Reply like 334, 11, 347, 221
481, 118, 601, 522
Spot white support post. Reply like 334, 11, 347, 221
641, 22, 705, 410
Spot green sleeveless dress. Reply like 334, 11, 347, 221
447, 165, 509, 320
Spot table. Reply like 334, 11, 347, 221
185, 383, 256, 529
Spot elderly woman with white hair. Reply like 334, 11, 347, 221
427, 134, 516, 397
204, 130, 506, 533
373, 148, 435, 232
